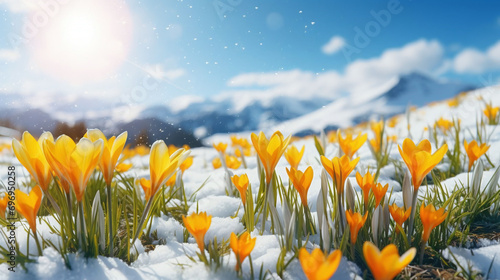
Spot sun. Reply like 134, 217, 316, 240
31, 0, 132, 84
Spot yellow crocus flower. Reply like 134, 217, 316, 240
0, 194, 9, 219
84, 129, 127, 186
372, 183, 388, 209
44, 136, 103, 201
213, 142, 228, 153
320, 155, 359, 195
345, 210, 368, 245
464, 139, 489, 171
363, 241, 416, 280
398, 139, 448, 190
230, 232, 256, 271
231, 174, 249, 205
284, 145, 305, 170
286, 166, 313, 207
148, 140, 189, 202
15, 186, 43, 233
180, 156, 194, 173
12, 131, 54, 191
225, 154, 242, 169
182, 212, 212, 252
212, 157, 222, 169
298, 248, 342, 280
338, 130, 367, 158
251, 131, 291, 184
420, 203, 447, 243
43, 135, 75, 194
355, 171, 375, 209
388, 204, 411, 233
484, 103, 499, 124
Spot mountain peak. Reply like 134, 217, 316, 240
382, 72, 476, 107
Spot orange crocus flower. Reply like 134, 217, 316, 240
284, 145, 305, 170
12, 131, 54, 191
15, 186, 43, 233
84, 129, 127, 186
345, 210, 368, 245
230, 232, 256, 271
182, 212, 212, 252
388, 204, 411, 233
356, 171, 375, 208
320, 155, 359, 195
286, 166, 313, 207
464, 140, 490, 171
298, 248, 342, 280
231, 174, 249, 205
372, 183, 388, 209
363, 241, 416, 280
420, 203, 447, 243
338, 130, 367, 158
398, 139, 448, 190
251, 131, 291, 184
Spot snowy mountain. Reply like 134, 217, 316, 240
138, 96, 332, 138
274, 73, 476, 136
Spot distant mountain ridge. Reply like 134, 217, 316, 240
0, 72, 476, 142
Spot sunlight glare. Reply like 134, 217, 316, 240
31, 0, 132, 84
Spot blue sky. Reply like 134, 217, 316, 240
1, 0, 500, 112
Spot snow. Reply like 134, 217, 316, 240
443, 245, 500, 278
1, 86, 500, 279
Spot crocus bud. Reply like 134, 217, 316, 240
345, 180, 356, 211
402, 170, 412, 211
371, 205, 381, 245
472, 160, 483, 197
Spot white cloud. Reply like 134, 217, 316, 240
0, 49, 20, 61
343, 39, 444, 93
322, 36, 346, 55
453, 41, 500, 74
0, 0, 38, 13
144, 64, 186, 80
224, 39, 445, 103
168, 95, 205, 113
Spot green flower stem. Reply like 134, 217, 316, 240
45, 190, 62, 217
419, 240, 426, 266
33, 230, 42, 256
407, 190, 418, 245
107, 183, 114, 257
78, 201, 87, 252
132, 197, 153, 245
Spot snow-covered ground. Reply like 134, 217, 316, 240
1, 86, 500, 279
